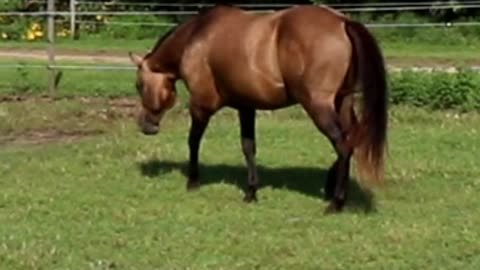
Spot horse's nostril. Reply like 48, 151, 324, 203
138, 118, 159, 135
142, 127, 159, 135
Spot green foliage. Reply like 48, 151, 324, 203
0, 0, 23, 11
0, 0, 45, 41
389, 68, 480, 111
0, 62, 46, 94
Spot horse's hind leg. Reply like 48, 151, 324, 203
238, 109, 259, 202
325, 94, 358, 200
301, 97, 353, 213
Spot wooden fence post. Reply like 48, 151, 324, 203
47, 0, 56, 94
70, 0, 76, 40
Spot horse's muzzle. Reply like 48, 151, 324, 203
139, 120, 159, 135
137, 110, 161, 135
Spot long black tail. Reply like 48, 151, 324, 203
345, 19, 388, 184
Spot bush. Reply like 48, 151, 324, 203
389, 68, 480, 111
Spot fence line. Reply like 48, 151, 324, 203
320, 0, 480, 7
339, 4, 480, 12
75, 1, 298, 8
367, 21, 480, 28
2, 3, 480, 16
32, 1, 480, 8
76, 20, 177, 27
70, 20, 480, 28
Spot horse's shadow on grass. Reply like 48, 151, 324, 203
138, 159, 376, 213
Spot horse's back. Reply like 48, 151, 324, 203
182, 5, 353, 110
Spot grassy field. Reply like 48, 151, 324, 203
0, 58, 136, 97
0, 92, 479, 269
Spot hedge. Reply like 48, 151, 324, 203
388, 68, 480, 111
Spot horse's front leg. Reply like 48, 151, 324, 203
187, 106, 212, 190
239, 109, 259, 202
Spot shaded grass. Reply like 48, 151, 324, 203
0, 98, 479, 269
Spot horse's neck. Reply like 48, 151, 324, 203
146, 23, 195, 75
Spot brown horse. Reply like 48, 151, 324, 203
129, 4, 388, 213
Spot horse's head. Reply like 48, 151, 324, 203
129, 52, 177, 135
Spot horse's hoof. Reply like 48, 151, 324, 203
324, 186, 335, 200
186, 180, 201, 191
324, 202, 344, 215
243, 194, 258, 203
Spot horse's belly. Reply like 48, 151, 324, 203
223, 79, 294, 110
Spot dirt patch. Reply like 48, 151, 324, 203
0, 95, 139, 119
1, 94, 135, 104
0, 47, 130, 58
3, 48, 480, 68
0, 95, 141, 146
387, 57, 480, 69
0, 95, 139, 121
0, 129, 104, 146
0, 94, 65, 103
0, 48, 129, 64
77, 96, 139, 120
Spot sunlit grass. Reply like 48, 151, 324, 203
0, 98, 479, 269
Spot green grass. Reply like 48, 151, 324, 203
0, 59, 136, 97
382, 42, 480, 64
1, 97, 479, 269
0, 59, 192, 100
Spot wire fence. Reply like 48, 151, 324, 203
16, 0, 480, 7
1, 1, 480, 93
2, 3, 480, 15
12, 0, 480, 7
67, 19, 480, 28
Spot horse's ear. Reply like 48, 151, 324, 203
128, 52, 143, 67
